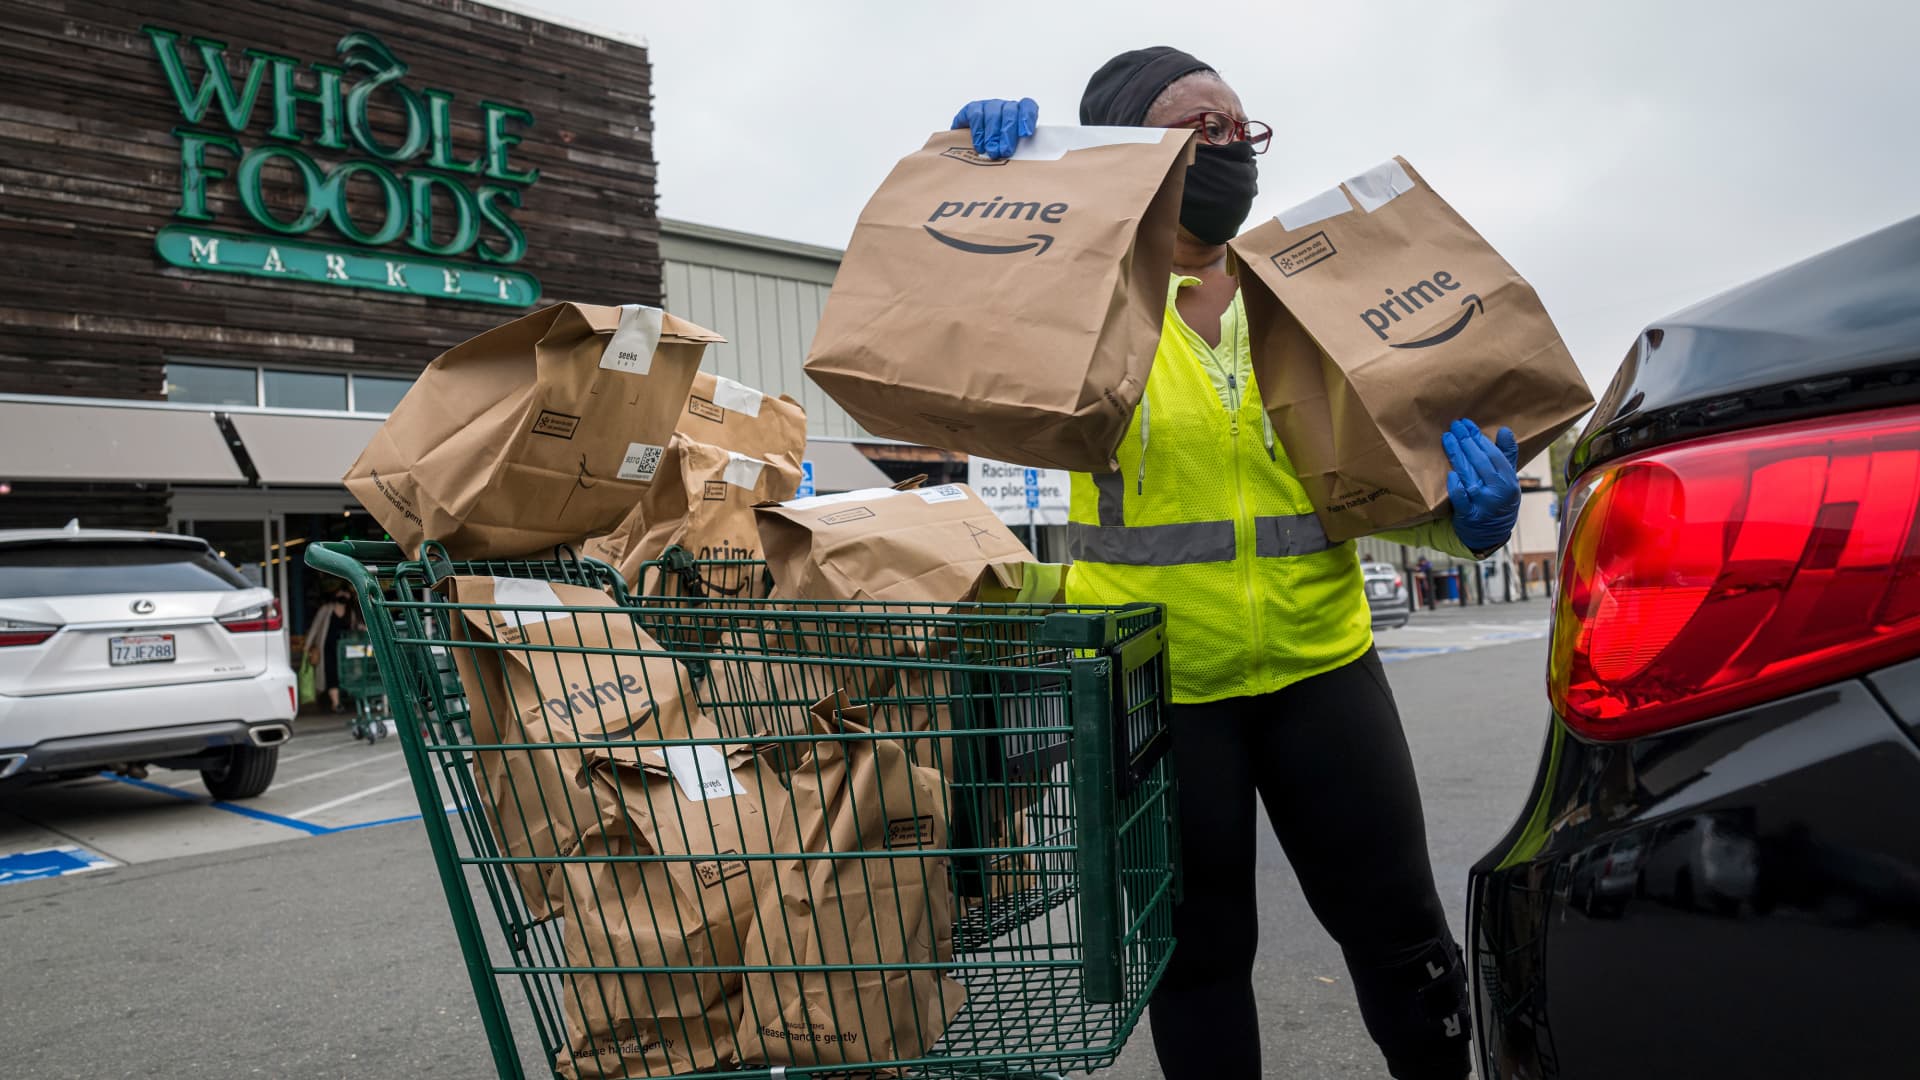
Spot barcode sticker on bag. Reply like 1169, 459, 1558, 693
913, 484, 969, 504
600, 303, 663, 374
617, 442, 665, 482
664, 745, 746, 802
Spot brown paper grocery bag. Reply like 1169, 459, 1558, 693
732, 694, 966, 1068
805, 127, 1193, 471
582, 434, 803, 593
755, 482, 1033, 605
441, 575, 701, 922
676, 371, 807, 464
1230, 157, 1594, 541
551, 725, 784, 1079
345, 302, 721, 559
752, 486, 1037, 784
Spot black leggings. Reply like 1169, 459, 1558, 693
1148, 649, 1470, 1080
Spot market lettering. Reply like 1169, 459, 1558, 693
152, 226, 538, 307
145, 26, 540, 300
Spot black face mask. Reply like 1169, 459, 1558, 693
1180, 142, 1259, 244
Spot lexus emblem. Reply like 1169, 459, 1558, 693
130, 599, 156, 615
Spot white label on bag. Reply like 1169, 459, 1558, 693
781, 486, 902, 511
1343, 159, 1417, 214
617, 442, 666, 482
490, 577, 566, 629
1276, 186, 1354, 232
600, 303, 664, 374
913, 484, 969, 505
1008, 125, 1170, 162
663, 744, 746, 802
709, 375, 764, 417
723, 452, 767, 490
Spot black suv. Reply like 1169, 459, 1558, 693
1468, 215, 1920, 1078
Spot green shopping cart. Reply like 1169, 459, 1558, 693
335, 631, 390, 742
305, 539, 1178, 1080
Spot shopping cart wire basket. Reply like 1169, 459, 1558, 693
306, 539, 1178, 1080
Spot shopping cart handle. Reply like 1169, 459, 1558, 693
304, 539, 396, 595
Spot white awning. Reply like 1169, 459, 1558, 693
804, 440, 892, 493
0, 399, 243, 483
228, 413, 383, 486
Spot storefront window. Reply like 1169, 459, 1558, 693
263, 369, 348, 411
351, 374, 412, 414
165, 362, 257, 406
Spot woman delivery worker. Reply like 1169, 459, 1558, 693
952, 47, 1521, 1080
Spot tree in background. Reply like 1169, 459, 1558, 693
1547, 428, 1580, 502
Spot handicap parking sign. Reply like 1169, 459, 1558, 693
797, 460, 815, 498
1024, 467, 1040, 509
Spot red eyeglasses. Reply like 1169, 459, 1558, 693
1170, 111, 1273, 155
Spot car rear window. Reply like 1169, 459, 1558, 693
0, 542, 250, 597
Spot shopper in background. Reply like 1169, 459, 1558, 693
952, 46, 1521, 1080
304, 591, 356, 714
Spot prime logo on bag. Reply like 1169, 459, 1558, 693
1230, 156, 1594, 541
1353, 270, 1484, 348
924, 196, 1069, 256
805, 125, 1192, 470
535, 673, 651, 728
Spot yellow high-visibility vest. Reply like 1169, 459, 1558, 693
1067, 276, 1458, 704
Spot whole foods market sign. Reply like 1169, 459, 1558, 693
145, 27, 540, 306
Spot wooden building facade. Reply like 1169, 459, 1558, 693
0, 0, 658, 622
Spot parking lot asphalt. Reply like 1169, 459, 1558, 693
0, 603, 1553, 1077
0, 716, 421, 877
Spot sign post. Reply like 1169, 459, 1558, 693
1023, 467, 1040, 554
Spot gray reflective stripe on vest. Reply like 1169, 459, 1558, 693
1254, 513, 1332, 557
1067, 520, 1235, 566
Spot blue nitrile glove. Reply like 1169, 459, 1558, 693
951, 98, 1039, 160
1445, 419, 1521, 554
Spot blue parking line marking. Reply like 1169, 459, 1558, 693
323, 812, 425, 834
0, 846, 117, 886
104, 773, 328, 836
202, 796, 335, 836
99, 773, 449, 837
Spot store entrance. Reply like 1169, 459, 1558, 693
170, 490, 386, 660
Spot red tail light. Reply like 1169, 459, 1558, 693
1550, 406, 1920, 739
218, 599, 283, 634
0, 618, 58, 647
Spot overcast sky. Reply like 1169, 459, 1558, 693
531, 0, 1918, 394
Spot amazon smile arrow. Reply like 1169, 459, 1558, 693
923, 225, 1055, 256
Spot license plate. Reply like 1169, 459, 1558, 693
1368, 582, 1393, 598
109, 634, 175, 665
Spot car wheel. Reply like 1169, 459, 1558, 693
201, 745, 279, 800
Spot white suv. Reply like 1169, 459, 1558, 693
0, 524, 296, 799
